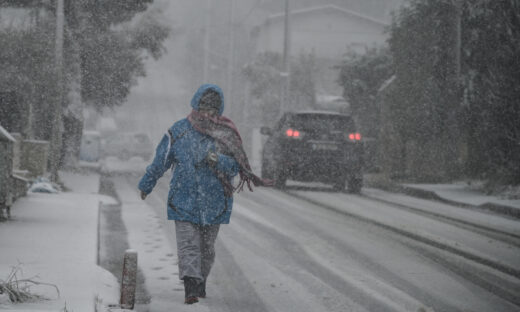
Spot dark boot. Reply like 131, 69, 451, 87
183, 277, 199, 304
198, 279, 206, 298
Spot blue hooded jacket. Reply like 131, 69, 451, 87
138, 84, 240, 225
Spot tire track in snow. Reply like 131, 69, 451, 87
238, 188, 520, 311
234, 194, 461, 312
285, 189, 520, 280
359, 188, 520, 246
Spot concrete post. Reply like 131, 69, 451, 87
20, 140, 50, 178
120, 249, 138, 309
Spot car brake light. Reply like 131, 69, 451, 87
348, 133, 361, 141
286, 128, 300, 138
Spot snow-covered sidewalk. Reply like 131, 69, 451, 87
112, 176, 211, 312
0, 171, 119, 312
0, 168, 214, 312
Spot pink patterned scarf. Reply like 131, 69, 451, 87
188, 110, 273, 196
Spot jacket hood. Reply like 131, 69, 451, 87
190, 84, 225, 116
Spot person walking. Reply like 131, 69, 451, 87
138, 84, 271, 304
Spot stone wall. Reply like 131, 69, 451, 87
0, 140, 13, 218
20, 139, 50, 178
10, 132, 22, 170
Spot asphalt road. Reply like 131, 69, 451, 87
119, 175, 520, 312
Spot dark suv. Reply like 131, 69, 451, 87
260, 111, 363, 192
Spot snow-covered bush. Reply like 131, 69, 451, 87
0, 264, 59, 304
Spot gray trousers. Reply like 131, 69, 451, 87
175, 221, 220, 281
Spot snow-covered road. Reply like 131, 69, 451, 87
114, 176, 520, 312
290, 189, 520, 276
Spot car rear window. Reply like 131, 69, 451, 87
288, 114, 355, 132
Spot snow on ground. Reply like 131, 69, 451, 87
229, 202, 426, 312
285, 178, 520, 215
403, 183, 520, 210
2, 162, 518, 312
0, 171, 119, 312
362, 188, 520, 235
291, 189, 520, 271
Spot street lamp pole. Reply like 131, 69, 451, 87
203, 0, 212, 83
226, 0, 235, 113
453, 0, 462, 83
281, 0, 290, 113
50, 0, 64, 182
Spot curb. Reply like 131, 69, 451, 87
399, 185, 520, 220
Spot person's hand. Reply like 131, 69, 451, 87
140, 191, 147, 200
206, 151, 218, 167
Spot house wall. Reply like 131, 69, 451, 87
256, 9, 387, 59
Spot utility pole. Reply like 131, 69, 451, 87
281, 0, 290, 113
226, 0, 235, 113
26, 6, 44, 139
454, 0, 462, 83
444, 0, 463, 177
442, 0, 461, 85
203, 0, 212, 83
50, 0, 64, 182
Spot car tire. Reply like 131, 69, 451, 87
274, 174, 287, 189
348, 177, 362, 194
333, 178, 346, 192
261, 160, 273, 180
273, 163, 287, 189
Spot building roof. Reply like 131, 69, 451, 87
0, 0, 38, 6
0, 124, 16, 142
266, 4, 389, 27
316, 94, 347, 104
293, 110, 349, 116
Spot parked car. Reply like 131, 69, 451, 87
260, 111, 364, 192
101, 132, 153, 161
79, 130, 101, 162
